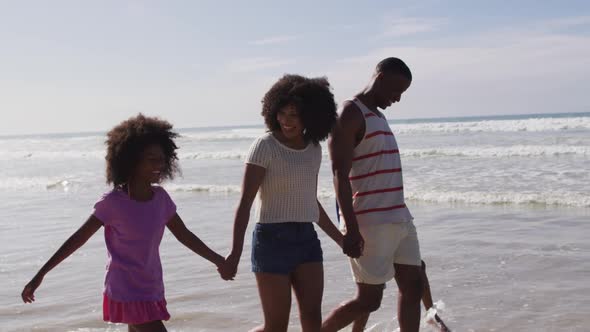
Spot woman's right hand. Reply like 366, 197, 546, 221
21, 275, 43, 303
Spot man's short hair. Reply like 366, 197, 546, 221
376, 57, 412, 81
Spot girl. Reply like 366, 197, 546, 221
220, 75, 344, 332
21, 114, 225, 332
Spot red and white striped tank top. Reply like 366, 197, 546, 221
343, 98, 413, 225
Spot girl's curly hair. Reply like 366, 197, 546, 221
261, 74, 337, 144
105, 114, 179, 187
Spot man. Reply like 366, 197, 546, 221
323, 58, 423, 332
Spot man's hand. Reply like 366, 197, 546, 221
342, 229, 364, 258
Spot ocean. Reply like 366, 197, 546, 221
1, 112, 589, 331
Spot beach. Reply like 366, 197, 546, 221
1, 112, 589, 331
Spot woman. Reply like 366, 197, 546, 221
221, 74, 343, 332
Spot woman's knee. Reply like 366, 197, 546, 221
261, 320, 289, 332
300, 306, 322, 324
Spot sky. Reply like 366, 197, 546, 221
1, 0, 589, 135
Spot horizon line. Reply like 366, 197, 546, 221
1, 110, 589, 139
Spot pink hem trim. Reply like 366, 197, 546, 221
103, 293, 170, 325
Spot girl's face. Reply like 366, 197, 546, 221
276, 105, 304, 140
135, 144, 166, 184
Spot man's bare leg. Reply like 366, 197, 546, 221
321, 283, 383, 332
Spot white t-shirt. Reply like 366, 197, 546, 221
245, 133, 321, 224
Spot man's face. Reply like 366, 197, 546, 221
375, 73, 411, 110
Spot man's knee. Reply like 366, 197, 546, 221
396, 267, 424, 299
351, 296, 381, 313
351, 283, 385, 313
362, 296, 382, 312
407, 277, 424, 299
356, 289, 384, 312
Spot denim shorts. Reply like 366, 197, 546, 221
251, 222, 323, 275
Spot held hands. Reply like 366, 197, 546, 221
342, 228, 364, 258
21, 274, 43, 303
217, 252, 240, 281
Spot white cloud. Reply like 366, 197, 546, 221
378, 17, 444, 39
325, 22, 590, 118
545, 15, 590, 29
249, 35, 299, 46
226, 57, 295, 73
2, 11, 589, 135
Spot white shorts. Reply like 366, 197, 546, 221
349, 221, 421, 285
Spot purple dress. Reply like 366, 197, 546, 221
93, 186, 176, 324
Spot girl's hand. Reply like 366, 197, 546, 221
214, 257, 233, 281
220, 252, 240, 280
21, 275, 43, 303
20, 215, 102, 304
217, 259, 233, 281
